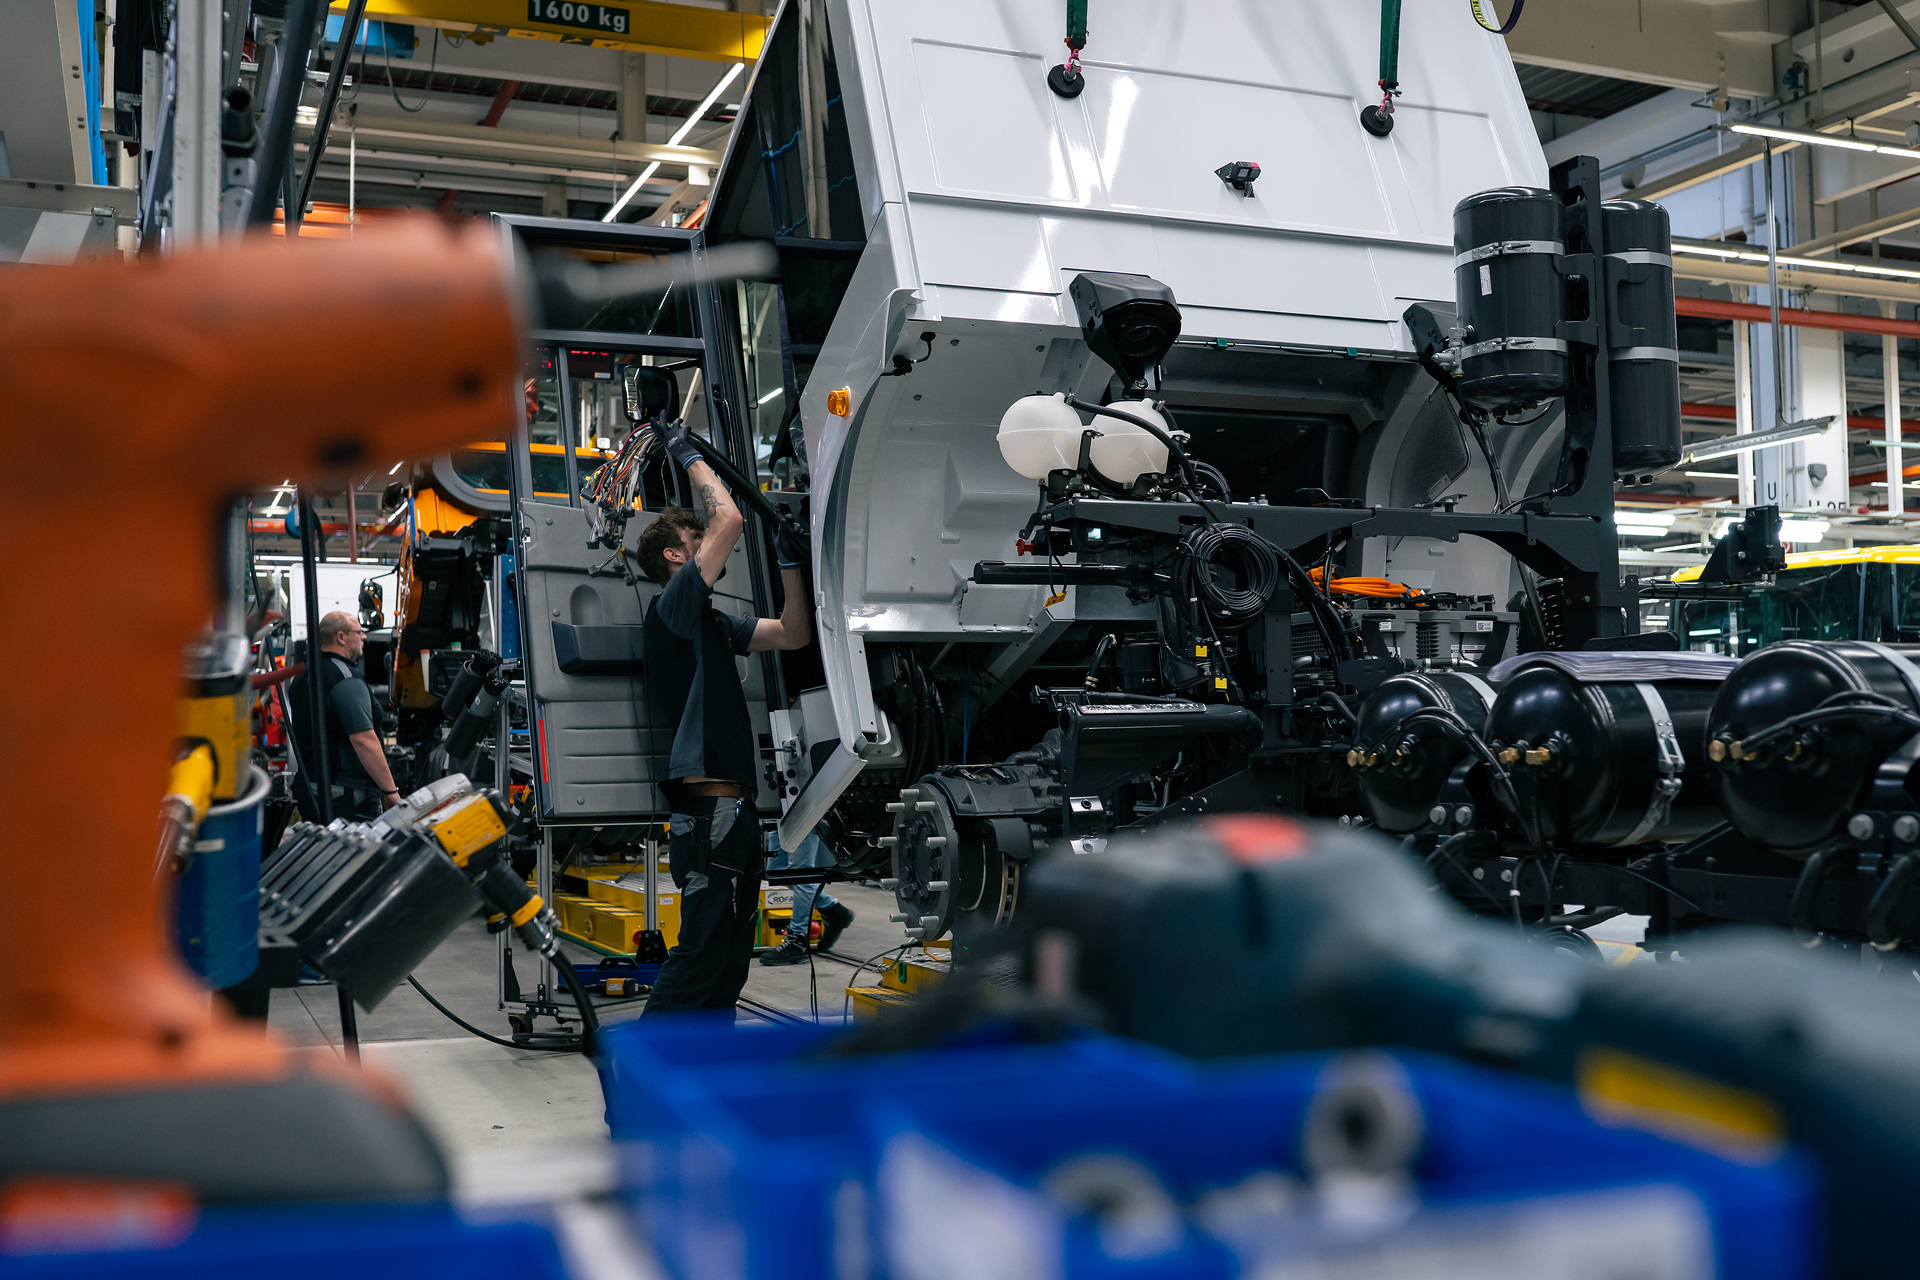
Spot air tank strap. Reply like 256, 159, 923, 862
1453, 239, 1563, 267
1860, 642, 1920, 707
1612, 347, 1680, 362
1452, 671, 1497, 709
1605, 250, 1673, 268
1458, 335, 1569, 361
1616, 682, 1685, 846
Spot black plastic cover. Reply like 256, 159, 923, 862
552, 621, 648, 675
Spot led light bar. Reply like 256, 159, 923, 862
1679, 416, 1835, 464
1670, 237, 1920, 283
1726, 120, 1920, 159
1780, 518, 1831, 541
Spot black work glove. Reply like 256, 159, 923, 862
661, 418, 703, 472
775, 521, 808, 570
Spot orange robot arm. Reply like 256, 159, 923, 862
0, 221, 519, 1111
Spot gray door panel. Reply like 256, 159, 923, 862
518, 499, 773, 822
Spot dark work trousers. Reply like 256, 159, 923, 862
331, 782, 383, 823
641, 795, 764, 1016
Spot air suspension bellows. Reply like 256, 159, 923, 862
1705, 641, 1920, 859
1350, 672, 1499, 834
1485, 652, 1735, 848
1452, 187, 1568, 412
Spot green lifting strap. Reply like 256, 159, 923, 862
1066, 0, 1088, 50
1378, 0, 1402, 92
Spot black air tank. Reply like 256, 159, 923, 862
1603, 198, 1682, 478
1453, 187, 1568, 412
1706, 641, 1920, 859
1485, 655, 1732, 848
1351, 672, 1500, 834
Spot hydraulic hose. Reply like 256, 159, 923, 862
1085, 633, 1117, 691
1791, 845, 1843, 946
1868, 851, 1920, 952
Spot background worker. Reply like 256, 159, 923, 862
637, 421, 811, 1016
288, 611, 402, 820
760, 826, 855, 965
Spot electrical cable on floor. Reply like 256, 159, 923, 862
549, 952, 601, 1058
841, 942, 915, 1024
406, 975, 577, 1052
736, 995, 810, 1026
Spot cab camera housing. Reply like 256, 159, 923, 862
1069, 271, 1182, 394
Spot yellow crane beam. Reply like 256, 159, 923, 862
330, 0, 767, 63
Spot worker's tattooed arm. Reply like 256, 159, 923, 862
685, 457, 743, 587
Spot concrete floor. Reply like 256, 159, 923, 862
270, 880, 905, 1180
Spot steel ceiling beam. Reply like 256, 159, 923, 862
328, 0, 767, 62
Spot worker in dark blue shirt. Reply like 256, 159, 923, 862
636, 421, 811, 1016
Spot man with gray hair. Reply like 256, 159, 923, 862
288, 610, 402, 821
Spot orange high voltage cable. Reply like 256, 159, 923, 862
1306, 567, 1426, 599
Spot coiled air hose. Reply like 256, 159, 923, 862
1177, 523, 1283, 632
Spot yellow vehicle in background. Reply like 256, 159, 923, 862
1654, 546, 1920, 654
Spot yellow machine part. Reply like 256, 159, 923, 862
847, 987, 917, 1021
563, 886, 681, 953
177, 688, 249, 801
164, 743, 217, 831
880, 954, 950, 996
425, 792, 509, 863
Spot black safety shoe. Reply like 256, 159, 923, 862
819, 902, 855, 954
758, 934, 811, 966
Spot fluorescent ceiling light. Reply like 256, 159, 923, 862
1615, 512, 1678, 533
1671, 238, 1920, 283
1726, 120, 1920, 159
1680, 416, 1835, 464
757, 387, 782, 405
1779, 518, 1830, 541
1683, 470, 1738, 479
1869, 481, 1920, 489
604, 62, 745, 223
